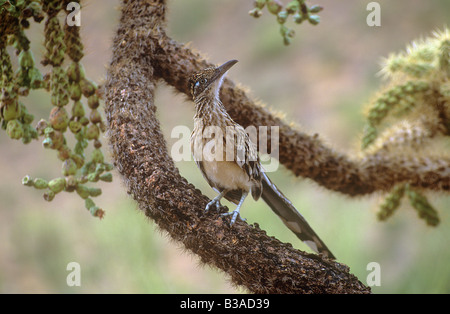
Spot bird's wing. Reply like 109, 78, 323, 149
230, 125, 262, 200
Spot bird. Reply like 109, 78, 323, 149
189, 60, 335, 259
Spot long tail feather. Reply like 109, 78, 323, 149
261, 172, 335, 259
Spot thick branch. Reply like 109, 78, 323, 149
105, 0, 370, 293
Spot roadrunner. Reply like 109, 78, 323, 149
189, 60, 335, 259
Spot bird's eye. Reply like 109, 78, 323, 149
202, 79, 207, 84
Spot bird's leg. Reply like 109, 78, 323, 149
221, 191, 248, 226
205, 189, 228, 212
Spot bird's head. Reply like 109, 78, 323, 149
189, 59, 238, 100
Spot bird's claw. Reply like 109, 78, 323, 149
221, 210, 246, 226
205, 199, 221, 212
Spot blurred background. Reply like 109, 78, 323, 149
1, 0, 449, 293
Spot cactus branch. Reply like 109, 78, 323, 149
105, 0, 371, 294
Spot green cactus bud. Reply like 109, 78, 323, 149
22, 175, 34, 186
42, 137, 53, 148
99, 121, 106, 133
67, 61, 85, 83
69, 120, 82, 134
277, 11, 288, 24
21, 123, 37, 144
79, 116, 89, 126
71, 153, 84, 168
29, 67, 43, 89
286, 1, 299, 14
88, 187, 102, 197
99, 172, 113, 182
85, 123, 99, 140
49, 106, 69, 131
80, 78, 97, 97
48, 177, 66, 193
267, 0, 282, 15
2, 102, 21, 121
85, 197, 95, 210
94, 139, 102, 149
18, 50, 35, 69
89, 109, 102, 124
6, 119, 23, 139
33, 178, 48, 189
71, 100, 85, 118
248, 8, 262, 18
65, 176, 77, 192
91, 148, 104, 164
29, 125, 38, 139
283, 36, 291, 46
293, 12, 305, 24
70, 83, 82, 101
76, 184, 90, 199
308, 14, 320, 25
62, 158, 78, 176
81, 161, 94, 175
87, 172, 99, 182
90, 206, 104, 218
104, 163, 114, 171
74, 141, 84, 155
46, 129, 64, 150
57, 145, 71, 161
43, 190, 55, 202
309, 5, 323, 13
89, 204, 99, 216
23, 112, 34, 124
254, 0, 266, 10
87, 94, 99, 109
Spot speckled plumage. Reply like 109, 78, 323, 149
189, 60, 335, 259
190, 61, 262, 204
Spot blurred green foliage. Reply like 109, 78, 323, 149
249, 0, 323, 45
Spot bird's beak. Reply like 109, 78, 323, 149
212, 59, 238, 82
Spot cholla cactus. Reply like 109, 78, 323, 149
362, 28, 449, 225
363, 28, 450, 149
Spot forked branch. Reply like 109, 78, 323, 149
105, 0, 371, 293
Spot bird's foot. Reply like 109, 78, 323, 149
221, 210, 246, 226
205, 199, 222, 212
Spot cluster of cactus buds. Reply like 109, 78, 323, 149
1, 0, 110, 219
1, 43, 39, 143
249, 0, 323, 45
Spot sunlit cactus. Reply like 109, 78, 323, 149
363, 28, 449, 226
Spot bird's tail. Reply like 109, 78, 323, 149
261, 172, 335, 259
